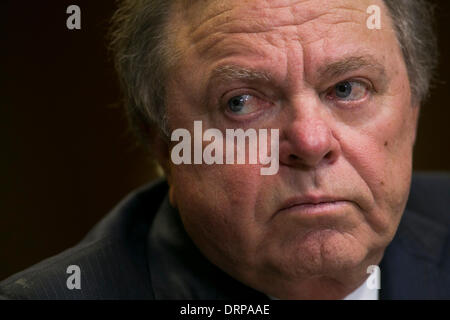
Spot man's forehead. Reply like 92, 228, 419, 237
177, 0, 382, 34
169, 0, 398, 91
171, 0, 393, 61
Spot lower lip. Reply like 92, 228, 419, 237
281, 201, 350, 215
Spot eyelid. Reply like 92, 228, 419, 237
325, 78, 373, 102
336, 78, 372, 90
221, 87, 268, 102
220, 89, 274, 120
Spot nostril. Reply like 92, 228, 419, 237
289, 154, 299, 161
324, 151, 333, 160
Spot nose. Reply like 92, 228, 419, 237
279, 97, 340, 169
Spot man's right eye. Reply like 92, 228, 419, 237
222, 91, 274, 120
227, 94, 255, 115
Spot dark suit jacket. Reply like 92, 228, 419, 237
1, 173, 449, 299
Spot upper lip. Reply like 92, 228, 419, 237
279, 195, 348, 212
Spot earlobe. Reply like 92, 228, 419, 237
169, 185, 177, 208
412, 105, 421, 146
150, 126, 171, 174
151, 128, 177, 207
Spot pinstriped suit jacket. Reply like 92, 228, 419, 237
1, 173, 449, 299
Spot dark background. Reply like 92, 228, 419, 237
1, 1, 449, 280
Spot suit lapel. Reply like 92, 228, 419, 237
379, 208, 449, 299
147, 196, 269, 300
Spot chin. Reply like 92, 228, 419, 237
277, 228, 369, 279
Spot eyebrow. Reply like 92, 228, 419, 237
317, 55, 386, 80
209, 65, 272, 83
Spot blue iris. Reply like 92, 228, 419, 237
335, 81, 353, 98
228, 95, 250, 113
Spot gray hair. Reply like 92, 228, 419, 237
110, 0, 438, 144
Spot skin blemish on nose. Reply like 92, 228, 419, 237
380, 181, 385, 186
384, 141, 388, 147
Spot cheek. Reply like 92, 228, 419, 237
379, 113, 415, 219
339, 103, 416, 235
169, 163, 274, 257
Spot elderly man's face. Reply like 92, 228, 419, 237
162, 0, 419, 299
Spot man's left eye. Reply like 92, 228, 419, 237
330, 80, 369, 101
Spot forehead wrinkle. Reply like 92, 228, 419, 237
188, 30, 278, 63
188, 18, 362, 63
188, 2, 367, 41
183, 2, 369, 61
186, 6, 235, 41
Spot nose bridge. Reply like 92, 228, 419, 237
280, 93, 337, 167
291, 92, 331, 139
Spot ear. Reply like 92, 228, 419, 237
148, 126, 177, 207
151, 128, 171, 176
411, 104, 421, 146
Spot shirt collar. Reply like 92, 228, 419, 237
343, 281, 379, 300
